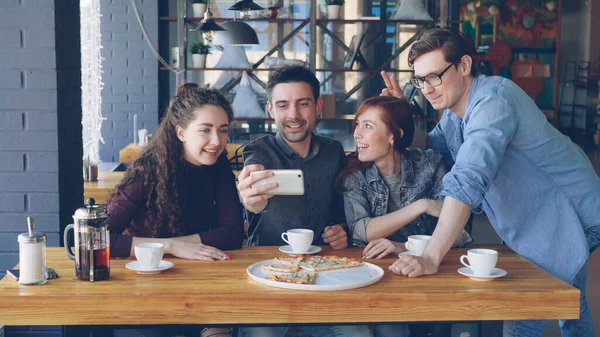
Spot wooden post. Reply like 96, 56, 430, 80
552, 0, 562, 126
475, 17, 480, 49
493, 14, 498, 43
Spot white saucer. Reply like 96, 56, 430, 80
398, 251, 416, 257
125, 260, 174, 274
458, 267, 507, 281
278, 245, 322, 255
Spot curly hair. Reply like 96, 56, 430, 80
107, 83, 234, 238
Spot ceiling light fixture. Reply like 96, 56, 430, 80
213, 0, 261, 46
228, 0, 264, 19
213, 21, 259, 46
192, 0, 225, 42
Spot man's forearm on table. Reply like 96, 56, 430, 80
425, 196, 472, 265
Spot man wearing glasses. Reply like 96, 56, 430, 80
382, 28, 600, 337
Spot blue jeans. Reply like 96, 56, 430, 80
239, 325, 373, 337
374, 324, 410, 337
503, 225, 600, 337
113, 325, 228, 337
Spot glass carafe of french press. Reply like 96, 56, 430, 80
63, 198, 110, 281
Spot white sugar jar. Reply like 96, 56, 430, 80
18, 217, 47, 285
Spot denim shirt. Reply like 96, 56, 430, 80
342, 148, 473, 248
429, 74, 600, 283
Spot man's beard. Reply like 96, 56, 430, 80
279, 118, 312, 143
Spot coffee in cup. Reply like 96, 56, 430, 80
460, 249, 498, 276
281, 229, 314, 253
135, 243, 164, 270
405, 235, 431, 256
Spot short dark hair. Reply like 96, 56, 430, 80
408, 28, 478, 76
266, 65, 320, 101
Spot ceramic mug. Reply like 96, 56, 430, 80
460, 249, 498, 276
134, 243, 164, 270
281, 229, 313, 253
405, 235, 431, 256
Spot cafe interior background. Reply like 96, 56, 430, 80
0, 0, 599, 336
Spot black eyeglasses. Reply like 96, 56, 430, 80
410, 63, 454, 89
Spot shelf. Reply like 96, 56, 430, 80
160, 16, 309, 23
232, 116, 438, 123
161, 67, 414, 73
162, 67, 270, 72
159, 16, 436, 25
315, 68, 413, 73
559, 104, 588, 109
511, 47, 557, 53
232, 116, 353, 122
316, 19, 436, 24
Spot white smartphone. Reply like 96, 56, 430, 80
251, 169, 305, 196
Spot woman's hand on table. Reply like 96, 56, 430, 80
362, 238, 404, 259
389, 254, 439, 277
166, 238, 230, 261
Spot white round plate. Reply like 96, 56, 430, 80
278, 245, 322, 255
126, 260, 174, 275
247, 259, 384, 291
457, 267, 507, 281
398, 251, 416, 257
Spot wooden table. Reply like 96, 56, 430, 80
84, 170, 242, 204
83, 172, 124, 204
0, 245, 578, 326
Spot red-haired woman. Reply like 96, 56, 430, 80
337, 96, 472, 336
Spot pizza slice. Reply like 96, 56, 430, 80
274, 256, 303, 266
261, 263, 299, 273
298, 255, 323, 271
262, 257, 301, 273
313, 255, 364, 271
266, 270, 316, 285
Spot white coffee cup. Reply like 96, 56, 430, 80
405, 235, 431, 256
460, 249, 498, 276
135, 243, 164, 270
281, 229, 314, 253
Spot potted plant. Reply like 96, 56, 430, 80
192, 0, 208, 18
325, 0, 344, 19
189, 41, 211, 68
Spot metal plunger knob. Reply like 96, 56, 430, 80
27, 216, 35, 236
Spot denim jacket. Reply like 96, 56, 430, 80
429, 74, 600, 283
342, 148, 473, 248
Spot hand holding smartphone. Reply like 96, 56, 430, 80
251, 169, 305, 196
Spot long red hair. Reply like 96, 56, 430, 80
335, 96, 414, 191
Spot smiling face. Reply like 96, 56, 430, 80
176, 105, 230, 166
412, 49, 471, 113
354, 107, 395, 163
267, 81, 322, 144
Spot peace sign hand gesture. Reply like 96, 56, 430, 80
380, 71, 405, 99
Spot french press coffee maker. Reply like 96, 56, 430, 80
63, 198, 110, 281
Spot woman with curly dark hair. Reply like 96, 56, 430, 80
107, 83, 244, 262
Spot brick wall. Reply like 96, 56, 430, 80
100, 0, 158, 162
0, 0, 61, 276
1, 0, 82, 335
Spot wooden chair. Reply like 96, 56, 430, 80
228, 131, 275, 171
227, 143, 245, 172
